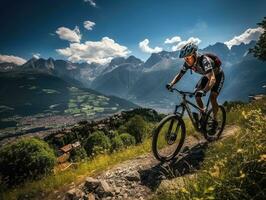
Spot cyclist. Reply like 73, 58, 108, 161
166, 42, 225, 130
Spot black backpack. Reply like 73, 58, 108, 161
203, 53, 222, 68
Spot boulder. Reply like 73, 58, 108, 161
66, 188, 84, 200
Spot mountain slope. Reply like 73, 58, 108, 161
0, 70, 139, 133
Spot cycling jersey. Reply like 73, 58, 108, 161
180, 53, 222, 76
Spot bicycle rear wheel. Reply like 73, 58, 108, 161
152, 114, 186, 162
204, 105, 226, 142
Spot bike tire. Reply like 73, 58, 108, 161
203, 105, 226, 142
152, 114, 186, 162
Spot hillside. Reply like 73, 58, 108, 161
0, 70, 138, 139
1, 98, 265, 200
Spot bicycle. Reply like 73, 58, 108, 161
152, 87, 226, 162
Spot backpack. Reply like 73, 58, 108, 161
204, 53, 222, 68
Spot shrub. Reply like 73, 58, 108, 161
125, 115, 148, 143
69, 146, 87, 162
0, 138, 56, 185
110, 136, 124, 152
107, 130, 119, 139
119, 133, 136, 147
85, 131, 111, 157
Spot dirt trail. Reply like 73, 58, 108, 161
64, 125, 240, 200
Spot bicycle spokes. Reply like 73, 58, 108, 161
157, 118, 182, 158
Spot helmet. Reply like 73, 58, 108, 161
179, 42, 198, 58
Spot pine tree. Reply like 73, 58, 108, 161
250, 17, 266, 61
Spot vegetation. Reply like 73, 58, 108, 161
119, 133, 136, 146
250, 16, 266, 61
153, 98, 266, 200
0, 138, 56, 186
85, 131, 111, 157
69, 146, 87, 162
124, 114, 149, 143
110, 135, 124, 152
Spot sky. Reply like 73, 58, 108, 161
0, 0, 265, 64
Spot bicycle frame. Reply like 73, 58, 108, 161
174, 92, 211, 131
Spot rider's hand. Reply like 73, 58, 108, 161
166, 83, 173, 90
195, 90, 206, 97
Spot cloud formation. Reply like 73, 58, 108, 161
84, 0, 96, 7
84, 20, 96, 30
0, 54, 26, 65
56, 37, 130, 65
171, 37, 201, 51
164, 36, 181, 44
224, 27, 264, 49
55, 26, 82, 43
139, 39, 163, 54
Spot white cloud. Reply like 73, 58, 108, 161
139, 39, 162, 54
171, 37, 201, 51
55, 26, 82, 43
84, 20, 96, 30
164, 36, 181, 44
224, 27, 264, 49
56, 37, 130, 65
32, 53, 41, 59
84, 0, 96, 7
0, 54, 26, 65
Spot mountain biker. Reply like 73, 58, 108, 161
166, 42, 225, 130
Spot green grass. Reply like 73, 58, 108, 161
1, 139, 152, 200
0, 115, 195, 200
153, 98, 266, 200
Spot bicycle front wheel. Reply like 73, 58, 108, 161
152, 114, 186, 162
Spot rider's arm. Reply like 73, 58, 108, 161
169, 64, 187, 86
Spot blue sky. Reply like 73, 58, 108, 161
0, 0, 265, 64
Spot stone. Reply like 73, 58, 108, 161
114, 187, 121, 194
84, 177, 101, 192
95, 180, 114, 198
125, 171, 141, 181
123, 193, 128, 199
87, 193, 96, 200
66, 188, 84, 200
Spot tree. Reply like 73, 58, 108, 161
85, 131, 111, 156
250, 17, 266, 61
125, 115, 148, 143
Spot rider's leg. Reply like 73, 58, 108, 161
195, 77, 208, 113
210, 91, 219, 120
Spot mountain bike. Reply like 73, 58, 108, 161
152, 87, 226, 162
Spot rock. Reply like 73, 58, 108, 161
66, 188, 84, 200
84, 177, 101, 192
87, 193, 96, 200
123, 193, 128, 199
114, 187, 121, 194
125, 171, 141, 181
95, 180, 114, 198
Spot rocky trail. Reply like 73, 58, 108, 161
64, 125, 240, 200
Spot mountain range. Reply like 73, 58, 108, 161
1, 40, 265, 115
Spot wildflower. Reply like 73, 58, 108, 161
180, 187, 189, 194
239, 170, 245, 178
210, 164, 220, 178
237, 148, 244, 153
259, 154, 266, 162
